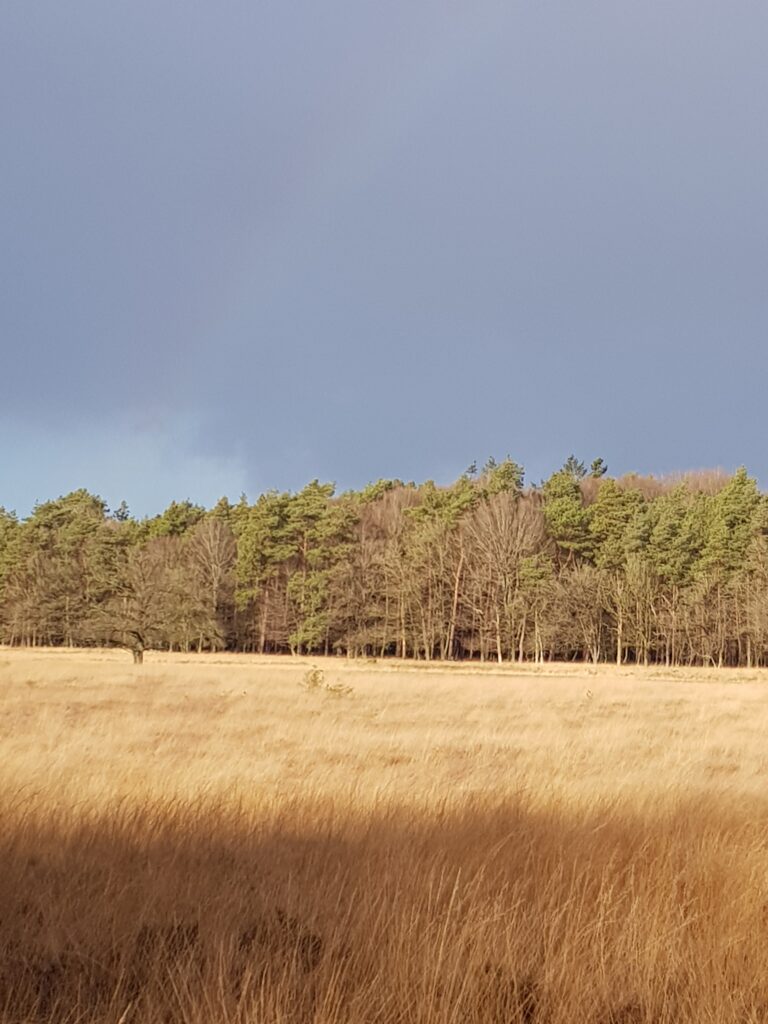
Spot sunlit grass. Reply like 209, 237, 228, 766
0, 648, 766, 1022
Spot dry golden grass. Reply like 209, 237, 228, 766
1, 648, 768, 1023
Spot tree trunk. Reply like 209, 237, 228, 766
446, 550, 464, 661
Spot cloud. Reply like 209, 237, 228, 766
3, 0, 768, 503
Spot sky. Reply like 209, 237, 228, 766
2, 1, 767, 517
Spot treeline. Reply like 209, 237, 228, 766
2, 457, 768, 666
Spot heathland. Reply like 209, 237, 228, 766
1, 649, 767, 1022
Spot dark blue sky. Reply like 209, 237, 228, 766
3, 1, 767, 516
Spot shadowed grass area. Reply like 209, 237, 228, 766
2, 794, 768, 1023
2, 649, 768, 1022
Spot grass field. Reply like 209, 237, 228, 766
1, 649, 767, 1023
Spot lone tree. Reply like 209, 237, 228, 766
89, 539, 174, 663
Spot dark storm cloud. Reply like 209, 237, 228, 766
3, 0, 768, 513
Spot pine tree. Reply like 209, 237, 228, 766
284, 482, 356, 654
542, 470, 592, 562
589, 480, 646, 571
110, 500, 130, 522
646, 486, 704, 587
148, 500, 205, 538
482, 457, 524, 496
562, 455, 587, 481
698, 467, 761, 577
235, 491, 293, 652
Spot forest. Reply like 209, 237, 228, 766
2, 457, 767, 666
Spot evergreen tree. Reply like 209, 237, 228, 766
482, 457, 524, 496
646, 486, 704, 587
562, 455, 587, 481
589, 481, 646, 570
542, 470, 592, 562
698, 467, 761, 577
112, 500, 131, 522
283, 482, 356, 654
0, 508, 19, 588
235, 491, 293, 652
148, 500, 205, 538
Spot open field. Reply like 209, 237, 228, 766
1, 650, 768, 1022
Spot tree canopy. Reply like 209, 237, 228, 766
2, 460, 767, 666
